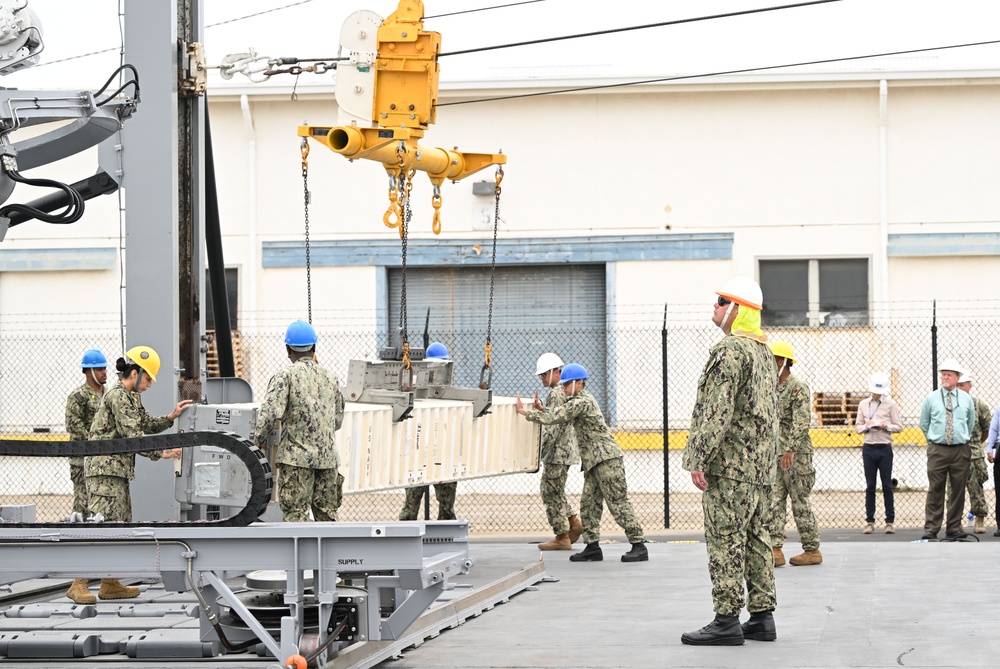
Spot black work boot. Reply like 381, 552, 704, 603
741, 610, 777, 641
621, 542, 648, 562
681, 614, 745, 646
569, 542, 603, 562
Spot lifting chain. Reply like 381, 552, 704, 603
398, 167, 416, 375
301, 138, 313, 323
479, 165, 503, 390
431, 182, 442, 235
264, 61, 335, 77
384, 142, 407, 235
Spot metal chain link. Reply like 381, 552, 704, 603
301, 139, 312, 323
398, 169, 415, 368
479, 165, 503, 389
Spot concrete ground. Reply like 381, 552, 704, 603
391, 528, 1000, 669
3, 527, 999, 668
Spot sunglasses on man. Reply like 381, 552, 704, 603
717, 296, 731, 307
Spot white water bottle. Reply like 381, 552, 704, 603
967, 511, 974, 530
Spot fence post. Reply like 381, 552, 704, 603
662, 304, 670, 529
930, 299, 938, 391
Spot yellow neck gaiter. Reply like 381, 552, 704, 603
730, 304, 768, 343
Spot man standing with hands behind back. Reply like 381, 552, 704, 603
919, 358, 976, 540
681, 276, 779, 646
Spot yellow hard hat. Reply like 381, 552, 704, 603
769, 340, 796, 363
125, 345, 161, 383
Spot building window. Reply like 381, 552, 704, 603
759, 258, 868, 327
205, 267, 239, 331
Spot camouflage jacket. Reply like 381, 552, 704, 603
85, 381, 173, 480
540, 385, 580, 465
254, 358, 345, 469
971, 395, 992, 453
65, 381, 103, 466
527, 389, 620, 472
778, 373, 813, 455
682, 334, 779, 486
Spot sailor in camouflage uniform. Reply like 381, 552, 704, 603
254, 320, 345, 523
534, 352, 582, 550
767, 341, 821, 567
953, 372, 992, 533
399, 343, 458, 521
681, 277, 780, 646
65, 349, 109, 519
69, 346, 191, 605
517, 363, 647, 563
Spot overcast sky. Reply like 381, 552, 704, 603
6, 0, 1000, 92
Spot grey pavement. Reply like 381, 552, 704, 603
391, 537, 1000, 668
4, 531, 999, 668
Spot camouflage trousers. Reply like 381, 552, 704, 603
399, 482, 457, 521
541, 462, 577, 534
87, 475, 132, 522
580, 458, 643, 544
277, 465, 343, 522
70, 463, 91, 516
946, 454, 990, 518
770, 461, 819, 551
703, 474, 776, 618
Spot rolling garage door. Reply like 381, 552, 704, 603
388, 265, 608, 406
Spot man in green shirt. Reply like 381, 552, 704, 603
919, 358, 976, 540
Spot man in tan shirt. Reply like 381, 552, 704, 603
855, 372, 903, 534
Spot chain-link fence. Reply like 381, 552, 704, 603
1, 301, 996, 534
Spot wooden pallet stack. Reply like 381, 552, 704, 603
812, 391, 866, 426
205, 329, 244, 378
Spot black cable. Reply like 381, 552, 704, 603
437, 39, 1000, 107
438, 0, 842, 57
0, 171, 84, 224
96, 81, 139, 107
425, 0, 546, 20
93, 63, 140, 100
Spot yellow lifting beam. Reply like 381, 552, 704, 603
297, 0, 506, 234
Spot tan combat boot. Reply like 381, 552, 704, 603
790, 549, 823, 566
772, 547, 785, 567
538, 533, 572, 550
975, 516, 986, 534
67, 579, 96, 605
567, 515, 583, 543
98, 578, 141, 600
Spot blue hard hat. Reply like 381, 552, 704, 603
560, 363, 589, 382
285, 320, 317, 347
425, 342, 449, 360
81, 349, 108, 368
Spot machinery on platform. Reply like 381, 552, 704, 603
0, 2, 538, 666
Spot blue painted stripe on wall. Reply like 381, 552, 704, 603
888, 232, 1000, 257
0, 247, 117, 271
262, 233, 733, 268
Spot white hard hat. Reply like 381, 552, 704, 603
939, 358, 964, 374
716, 276, 763, 310
958, 371, 973, 384
869, 372, 890, 394
535, 352, 564, 375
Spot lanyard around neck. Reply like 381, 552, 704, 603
866, 399, 881, 421
940, 388, 959, 413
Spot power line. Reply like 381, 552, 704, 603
206, 0, 318, 28
437, 39, 1000, 107
438, 0, 842, 57
425, 1, 546, 20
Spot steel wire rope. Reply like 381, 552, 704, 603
437, 39, 1000, 107
424, 0, 546, 20
437, 0, 843, 57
